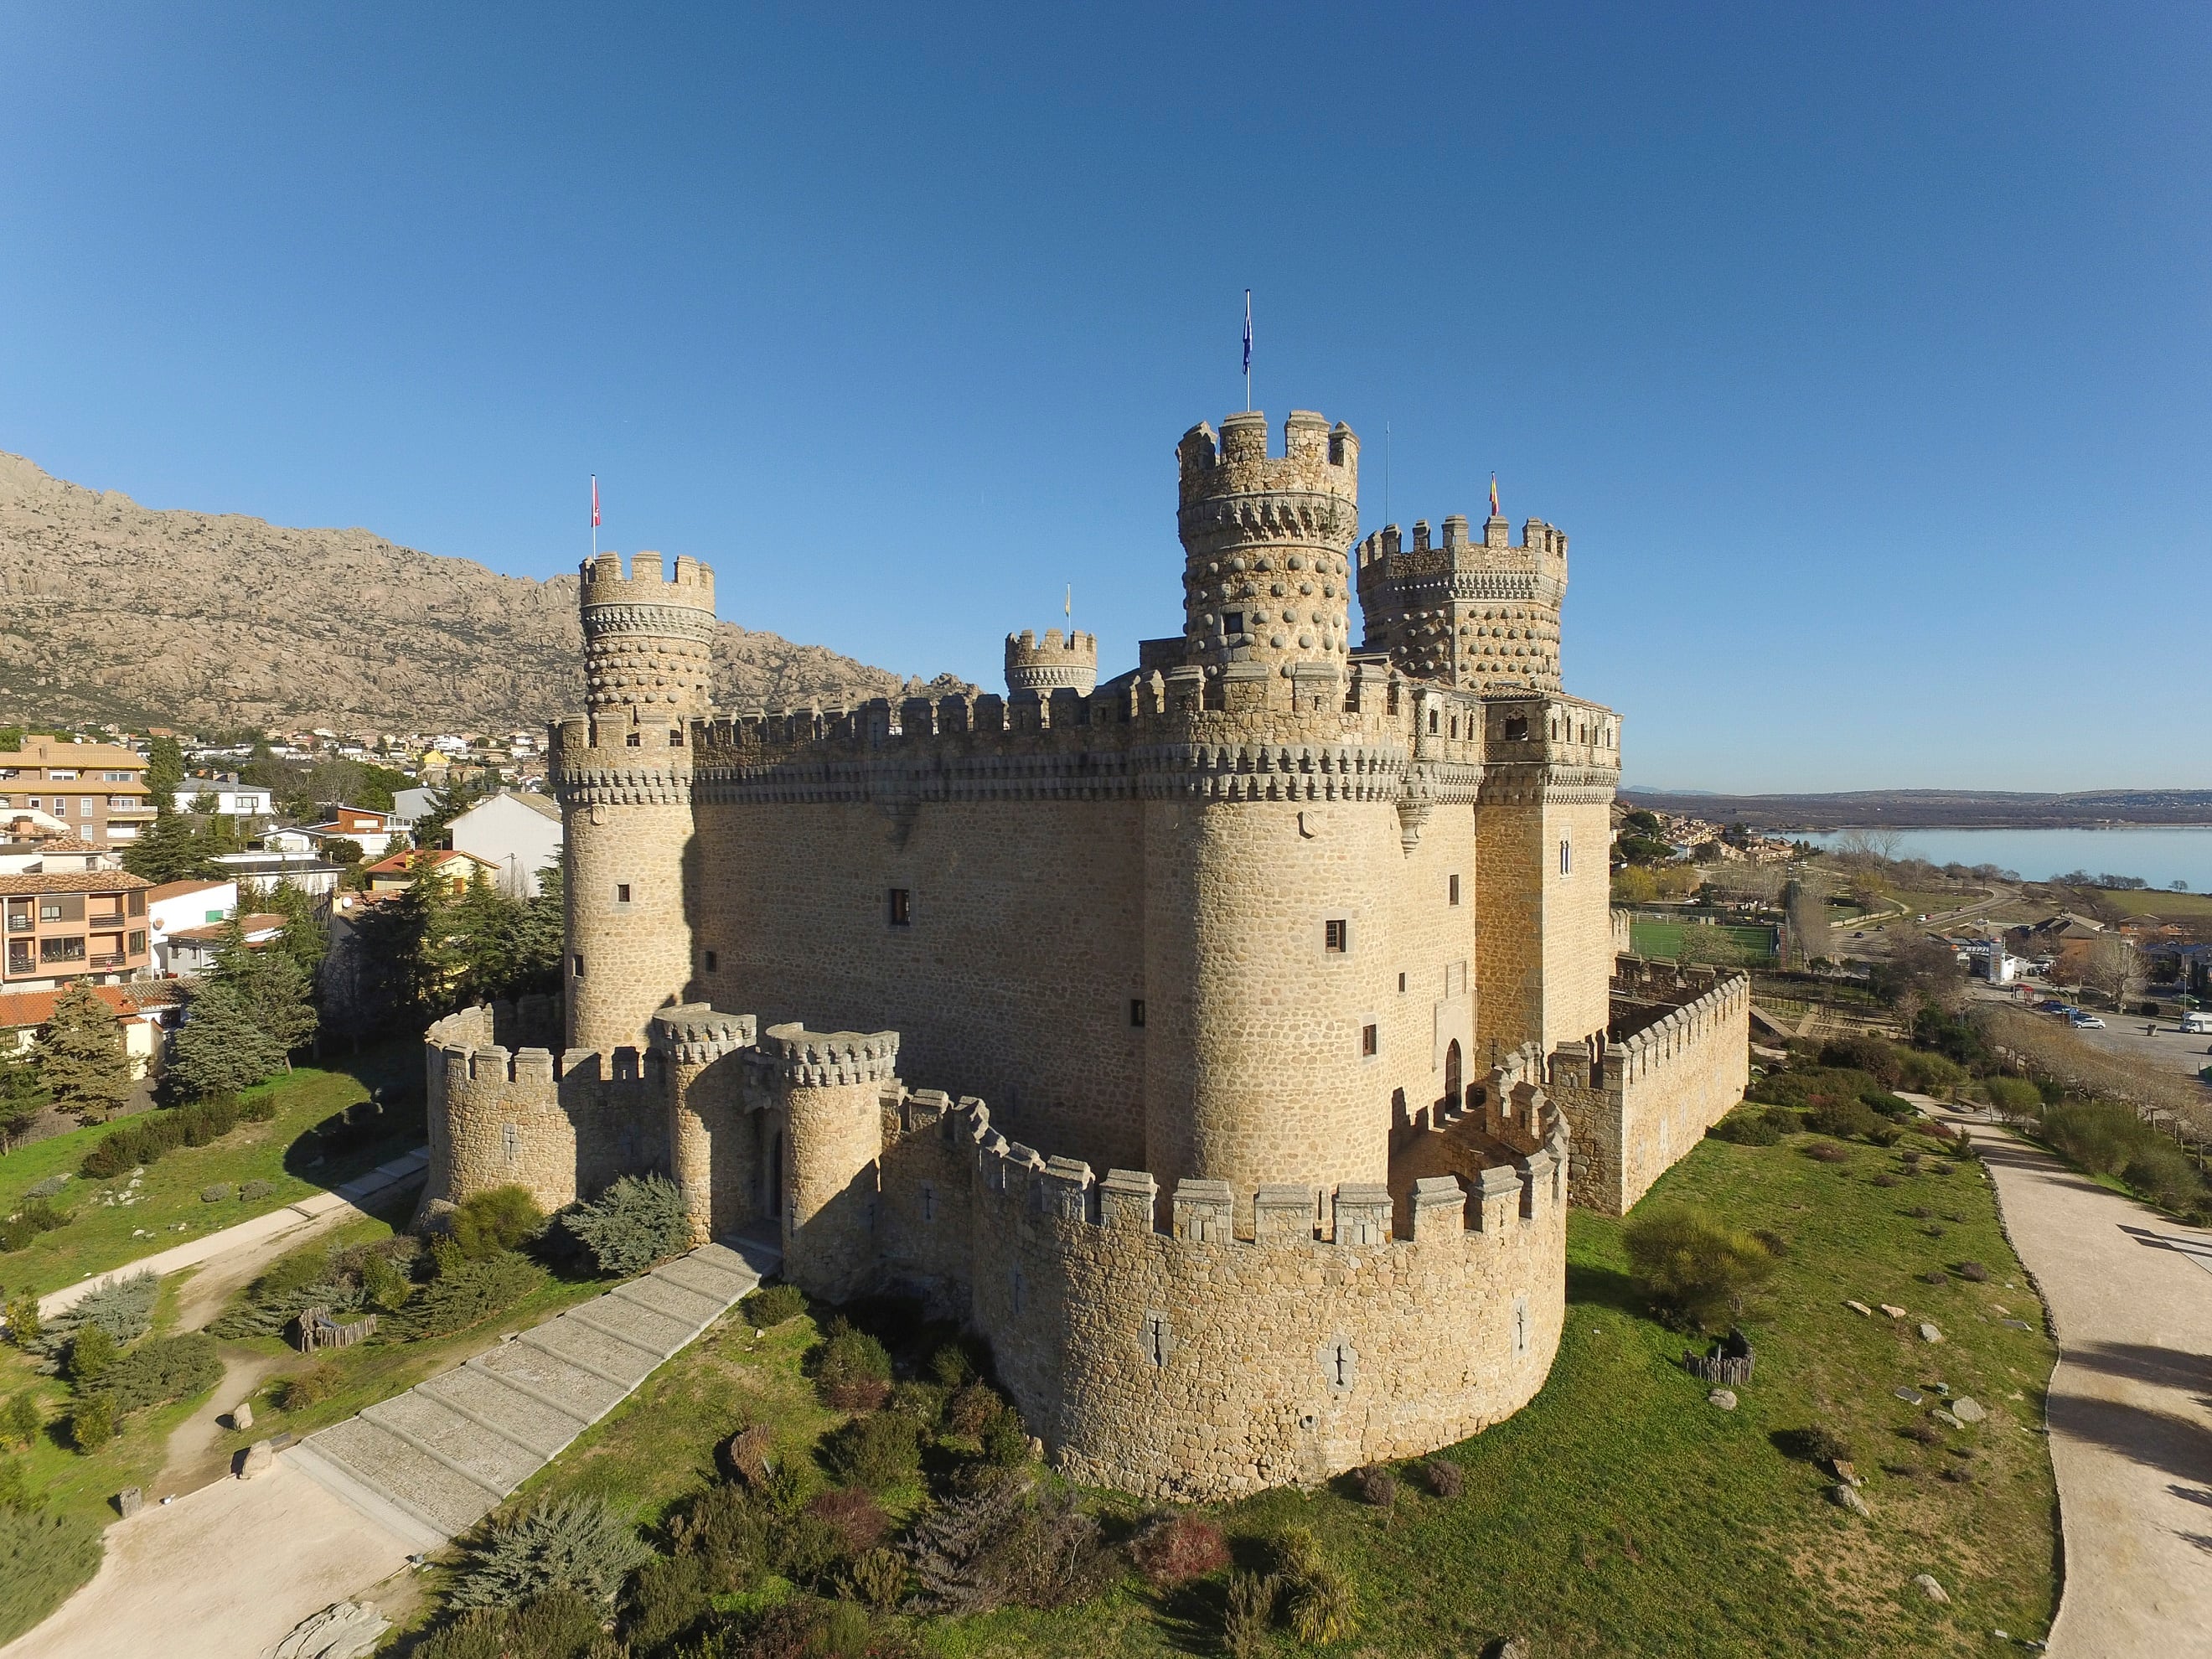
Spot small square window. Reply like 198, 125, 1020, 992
615, 882, 632, 905
571, 954, 585, 977
1448, 873, 1460, 906
705, 949, 718, 971
1362, 1023, 1378, 1057
1324, 919, 1347, 954
669, 727, 684, 746
1222, 610, 1244, 636
625, 731, 642, 747
1129, 998, 1146, 1027
888, 887, 912, 927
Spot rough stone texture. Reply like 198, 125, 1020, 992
1952, 1396, 1987, 1423
1914, 1573, 1951, 1604
116, 1486, 142, 1517
1832, 1483, 1872, 1517
268, 1600, 390, 1659
231, 1401, 253, 1432
416, 408, 1750, 1500
238, 1439, 273, 1480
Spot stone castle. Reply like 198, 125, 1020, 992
422, 406, 1749, 1498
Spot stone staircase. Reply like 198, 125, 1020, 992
287, 1238, 776, 1544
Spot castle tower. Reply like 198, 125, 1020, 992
1004, 628, 1098, 697
1354, 514, 1568, 692
765, 1024, 899, 1300
554, 550, 717, 1052
1176, 411, 1360, 678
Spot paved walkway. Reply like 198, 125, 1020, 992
4, 1234, 775, 1658
1911, 1097, 2212, 1658
36, 1147, 432, 1319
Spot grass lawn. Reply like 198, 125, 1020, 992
0, 1043, 421, 1302
1631, 920, 1778, 964
2085, 886, 2212, 920
416, 1126, 2059, 1657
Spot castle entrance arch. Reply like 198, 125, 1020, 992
1444, 1038, 1463, 1114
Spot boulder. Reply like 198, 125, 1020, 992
1912, 1573, 1950, 1604
1708, 1388, 1737, 1410
1844, 1300, 1873, 1316
270, 1600, 392, 1659
116, 1486, 142, 1518
1879, 1304, 1908, 1318
231, 1401, 254, 1432
237, 1439, 274, 1480
1953, 1397, 1987, 1424
1932, 1408, 1964, 1429
1832, 1483, 1872, 1517
1919, 1322, 1944, 1343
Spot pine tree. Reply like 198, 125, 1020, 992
0, 1044, 48, 1150
411, 778, 487, 851
144, 736, 185, 799
511, 867, 566, 996
450, 871, 524, 1004
33, 986, 133, 1121
168, 982, 286, 1100
207, 919, 318, 1067
259, 880, 328, 977
121, 804, 207, 883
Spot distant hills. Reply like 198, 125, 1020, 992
0, 452, 967, 736
1621, 788, 2212, 830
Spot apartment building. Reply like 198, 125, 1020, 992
1, 869, 153, 992
0, 737, 155, 847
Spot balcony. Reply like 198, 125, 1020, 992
4, 916, 28, 933
5, 953, 29, 976
89, 953, 125, 969
89, 912, 125, 928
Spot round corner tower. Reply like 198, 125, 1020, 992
1004, 628, 1098, 696
1176, 410, 1360, 678
555, 550, 716, 1052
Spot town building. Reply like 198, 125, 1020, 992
172, 775, 275, 816
419, 407, 1748, 1502
0, 737, 155, 847
206, 850, 344, 901
361, 845, 498, 900
1, 868, 152, 991
447, 789, 562, 896
145, 878, 239, 974
0, 982, 182, 1079
162, 912, 287, 978
0, 826, 116, 877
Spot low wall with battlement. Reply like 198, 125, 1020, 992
877, 1090, 1569, 1500
1543, 956, 1752, 1214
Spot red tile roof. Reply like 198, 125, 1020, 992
0, 870, 151, 896
146, 879, 233, 902
0, 984, 178, 1031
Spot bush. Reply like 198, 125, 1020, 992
449, 1496, 653, 1610
1897, 1048, 1966, 1094
1786, 1424, 1852, 1465
979, 1403, 1031, 1466
1276, 1526, 1357, 1644
0, 1506, 102, 1646
2042, 1101, 2150, 1177
1129, 1511, 1229, 1588
930, 1341, 979, 1388
1819, 1035, 1903, 1086
2122, 1139, 2207, 1216
1424, 1456, 1465, 1497
68, 1396, 113, 1453
1957, 1260, 1989, 1283
1985, 1076, 2042, 1115
3, 1299, 39, 1349
823, 1412, 922, 1491
450, 1186, 545, 1260
815, 1320, 893, 1412
1806, 1097, 1884, 1141
620, 1551, 713, 1652
240, 1179, 275, 1202
1352, 1463, 1397, 1508
742, 1282, 808, 1327
1622, 1207, 1775, 1332
809, 1486, 890, 1554
240, 1096, 277, 1123
359, 1252, 413, 1313
1921, 1269, 1949, 1285
0, 1199, 70, 1253
200, 1183, 233, 1204
0, 1393, 40, 1454
78, 1098, 244, 1180
944, 1379, 1004, 1438
419, 1587, 606, 1659
843, 1545, 908, 1610
903, 1473, 1114, 1615
67, 1324, 116, 1385
1708, 1110, 1782, 1146
666, 1479, 771, 1593
21, 1176, 67, 1202
93, 1331, 221, 1414
31, 1272, 157, 1366
393, 1251, 544, 1341
1806, 1143, 1850, 1164
282, 1361, 344, 1411
561, 1173, 691, 1278
1222, 1570, 1277, 1659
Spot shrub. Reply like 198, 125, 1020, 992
1788, 1424, 1852, 1465
93, 1331, 220, 1414
67, 1324, 116, 1385
1276, 1526, 1357, 1644
1985, 1076, 2042, 1115
742, 1282, 808, 1327
944, 1379, 1004, 1438
1819, 1034, 1902, 1086
239, 1179, 274, 1202
239, 1096, 277, 1123
0, 1393, 40, 1454
3, 1298, 39, 1349
1129, 1511, 1229, 1588
449, 1186, 545, 1260
418, 1587, 605, 1659
1708, 1111, 1781, 1146
394, 1252, 543, 1341
1903, 1419, 1943, 1446
449, 1496, 654, 1610
1872, 1171, 1901, 1187
200, 1183, 233, 1204
1957, 1260, 1990, 1282
22, 1176, 67, 1202
979, 1403, 1031, 1466
1424, 1457, 1465, 1498
562, 1173, 691, 1278
359, 1252, 413, 1313
1806, 1143, 1850, 1164
78, 1098, 245, 1181
0, 1199, 70, 1253
2122, 1139, 2208, 1216
68, 1396, 113, 1453
0, 1456, 29, 1514
809, 1486, 890, 1554
843, 1545, 908, 1610
822, 1412, 921, 1491
1222, 1570, 1278, 1659
1806, 1097, 1884, 1141
930, 1341, 979, 1388
620, 1551, 712, 1652
1621, 1207, 1776, 1332
666, 1479, 771, 1593
2040, 1101, 2143, 1176
0, 1506, 102, 1647
282, 1361, 344, 1411
33, 1271, 157, 1366
1921, 1269, 1949, 1285
1897, 1048, 1966, 1095
815, 1320, 893, 1412
1352, 1463, 1397, 1508
776, 1507, 852, 1588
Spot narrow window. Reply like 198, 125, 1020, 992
1398, 971, 1407, 994
888, 887, 912, 927
1145, 1311, 1170, 1366
625, 731, 642, 747
503, 1123, 519, 1165
615, 882, 632, 904
704, 949, 718, 972
572, 954, 585, 977
921, 1182, 936, 1222
1324, 919, 1347, 954
1428, 708, 1439, 734
1559, 837, 1573, 876
1449, 873, 1460, 906
1362, 1023, 1378, 1057
1129, 997, 1146, 1027
1010, 1269, 1025, 1315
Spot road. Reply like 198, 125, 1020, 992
1908, 1093, 2212, 1657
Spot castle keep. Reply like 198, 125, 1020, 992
424, 407, 1749, 1498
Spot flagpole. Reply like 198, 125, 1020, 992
1243, 289, 1252, 413
591, 474, 598, 561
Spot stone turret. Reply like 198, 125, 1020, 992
1176, 411, 1360, 679
765, 1024, 900, 1300
1355, 511, 1568, 692
554, 550, 717, 1052
1005, 628, 1098, 697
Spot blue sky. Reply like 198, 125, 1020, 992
3, 3, 2206, 791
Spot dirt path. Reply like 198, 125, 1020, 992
151, 1348, 288, 1497
1910, 1096, 2212, 1658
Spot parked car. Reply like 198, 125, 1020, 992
2037, 999, 2067, 1013
2070, 1014, 2106, 1029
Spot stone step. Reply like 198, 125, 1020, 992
612, 1271, 726, 1328
306, 1417, 499, 1537
655, 1254, 757, 1304
697, 1237, 778, 1278
472, 1335, 630, 1421
364, 1390, 541, 1494
565, 1293, 697, 1358
521, 1311, 668, 1387
416, 1366, 588, 1460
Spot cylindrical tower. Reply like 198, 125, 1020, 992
1004, 628, 1098, 696
765, 1023, 899, 1300
1176, 410, 1360, 677
555, 550, 717, 1052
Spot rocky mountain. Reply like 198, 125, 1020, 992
0, 452, 965, 736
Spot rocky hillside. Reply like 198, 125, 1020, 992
0, 452, 964, 735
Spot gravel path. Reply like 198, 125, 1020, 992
1912, 1096, 2212, 1657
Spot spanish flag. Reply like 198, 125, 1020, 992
1489, 473, 1500, 517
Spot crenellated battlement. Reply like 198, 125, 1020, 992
762, 1023, 902, 1088
1356, 511, 1569, 692
1005, 628, 1098, 696
1604, 957, 1751, 1088
578, 549, 718, 617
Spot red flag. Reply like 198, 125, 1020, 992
591, 475, 601, 529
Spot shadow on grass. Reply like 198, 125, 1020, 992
1564, 1263, 1647, 1320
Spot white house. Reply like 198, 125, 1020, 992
163, 911, 286, 978
145, 878, 238, 973
207, 850, 342, 900
173, 776, 274, 816
447, 790, 563, 897
389, 786, 437, 832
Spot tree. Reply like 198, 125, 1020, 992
411, 778, 488, 851
1783, 874, 1831, 972
1869, 934, 1967, 1012
0, 1045, 47, 1150
143, 736, 185, 799
32, 987, 133, 1121
2080, 936, 2141, 1012
121, 804, 208, 883
208, 920, 318, 1066
256, 880, 328, 979
167, 983, 287, 1100
321, 838, 364, 872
